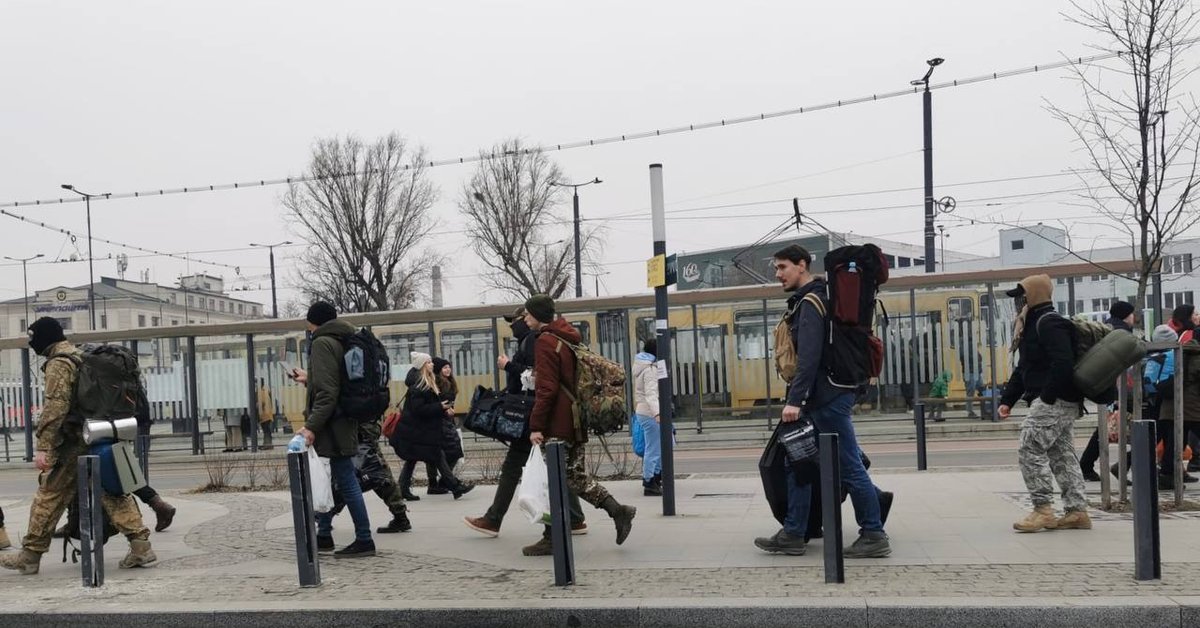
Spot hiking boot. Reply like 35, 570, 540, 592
643, 480, 662, 497
317, 535, 335, 552
522, 536, 553, 556
52, 524, 69, 540
1081, 466, 1102, 482
148, 496, 177, 533
844, 531, 891, 558
879, 491, 895, 527
0, 550, 41, 575
333, 539, 376, 559
118, 540, 157, 569
376, 513, 412, 534
753, 529, 806, 556
401, 489, 421, 501
464, 516, 501, 538
1013, 504, 1058, 533
0, 527, 10, 550
1055, 510, 1093, 530
611, 505, 636, 545
571, 521, 588, 536
451, 482, 475, 500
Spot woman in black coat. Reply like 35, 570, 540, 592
427, 357, 464, 494
390, 353, 473, 500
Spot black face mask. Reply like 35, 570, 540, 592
511, 319, 530, 341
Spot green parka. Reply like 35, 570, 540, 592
304, 318, 359, 458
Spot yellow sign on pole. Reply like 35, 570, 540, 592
646, 254, 666, 288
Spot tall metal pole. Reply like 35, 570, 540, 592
573, 189, 582, 298
86, 194, 97, 329
21, 260, 30, 328
922, 84, 935, 273
650, 164, 676, 516
269, 246, 279, 319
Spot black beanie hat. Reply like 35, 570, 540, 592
1109, 301, 1135, 322
28, 317, 66, 355
524, 294, 555, 324
306, 301, 337, 326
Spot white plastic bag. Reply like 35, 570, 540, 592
308, 447, 335, 513
516, 447, 551, 525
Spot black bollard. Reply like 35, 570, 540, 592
545, 441, 575, 586
819, 432, 845, 584
286, 451, 321, 587
914, 402, 928, 471
77, 455, 104, 587
1130, 420, 1161, 581
137, 433, 151, 483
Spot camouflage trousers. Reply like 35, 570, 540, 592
328, 421, 406, 517
22, 445, 150, 554
1018, 399, 1088, 512
551, 440, 612, 509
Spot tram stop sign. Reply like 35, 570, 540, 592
647, 254, 679, 288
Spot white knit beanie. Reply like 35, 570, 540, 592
410, 351, 432, 371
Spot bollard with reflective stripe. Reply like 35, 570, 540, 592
77, 455, 104, 587
1130, 420, 1161, 581
914, 402, 928, 471
545, 441, 575, 587
819, 432, 845, 584
287, 451, 321, 587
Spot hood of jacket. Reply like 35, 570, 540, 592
633, 355, 655, 378
541, 317, 582, 344
634, 352, 656, 363
311, 318, 356, 342
1018, 274, 1054, 308
404, 367, 423, 389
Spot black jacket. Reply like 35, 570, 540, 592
1000, 304, 1082, 407
391, 368, 451, 462
503, 331, 538, 394
784, 278, 841, 411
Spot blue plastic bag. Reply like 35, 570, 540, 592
631, 415, 645, 458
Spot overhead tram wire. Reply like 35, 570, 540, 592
0, 45, 1174, 211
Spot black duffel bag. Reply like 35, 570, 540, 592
464, 386, 531, 443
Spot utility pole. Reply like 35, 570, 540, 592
550, 178, 602, 298
60, 185, 110, 329
5, 254, 44, 329
250, 241, 291, 318
909, 58, 943, 273
649, 164, 676, 516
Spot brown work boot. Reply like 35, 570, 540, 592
0, 526, 10, 550
1055, 510, 1093, 530
1013, 504, 1058, 533
0, 550, 42, 575
118, 539, 157, 569
521, 536, 553, 556
148, 496, 177, 533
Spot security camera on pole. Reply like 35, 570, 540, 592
648, 164, 677, 516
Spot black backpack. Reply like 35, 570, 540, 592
51, 344, 143, 436
820, 244, 888, 389
338, 328, 391, 422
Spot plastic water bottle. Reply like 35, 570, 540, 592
288, 434, 307, 453
848, 261, 858, 273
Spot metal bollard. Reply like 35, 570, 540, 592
137, 433, 151, 483
818, 433, 845, 583
77, 455, 104, 588
1130, 420, 1161, 581
914, 402, 928, 471
545, 441, 576, 586
286, 451, 321, 587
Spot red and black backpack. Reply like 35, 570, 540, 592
820, 244, 888, 389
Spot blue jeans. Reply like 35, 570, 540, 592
636, 414, 662, 482
316, 455, 372, 542
783, 392, 884, 537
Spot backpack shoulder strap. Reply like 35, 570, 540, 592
801, 292, 826, 318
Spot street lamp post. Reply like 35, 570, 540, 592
4, 254, 44, 330
61, 184, 110, 330
910, 58, 944, 274
250, 241, 292, 318
550, 178, 602, 298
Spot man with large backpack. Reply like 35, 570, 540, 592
293, 302, 378, 558
524, 295, 637, 550
754, 245, 890, 559
998, 274, 1092, 533
1, 317, 156, 575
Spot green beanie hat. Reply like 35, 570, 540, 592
524, 294, 555, 324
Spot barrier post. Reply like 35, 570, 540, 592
287, 451, 321, 587
545, 441, 575, 586
914, 402, 928, 471
1130, 420, 1161, 581
819, 432, 844, 583
78, 455, 104, 587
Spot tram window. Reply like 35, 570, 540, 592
570, 321, 591, 346
382, 333, 430, 369
635, 317, 655, 344
439, 328, 492, 376
947, 297, 973, 322
734, 310, 785, 359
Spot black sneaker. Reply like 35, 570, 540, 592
376, 513, 412, 534
1189, 460, 1200, 473
844, 531, 891, 558
317, 535, 334, 552
401, 490, 421, 501
643, 481, 662, 497
452, 483, 475, 500
333, 538, 376, 559
1184, 472, 1199, 484
754, 529, 806, 556
427, 486, 450, 495
1081, 467, 1102, 482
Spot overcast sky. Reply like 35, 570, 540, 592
2, 0, 1192, 318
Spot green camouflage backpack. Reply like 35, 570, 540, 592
1036, 313, 1110, 358
553, 337, 628, 437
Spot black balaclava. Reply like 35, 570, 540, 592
510, 318, 531, 341
28, 317, 66, 356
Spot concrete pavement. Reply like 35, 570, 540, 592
0, 466, 1198, 626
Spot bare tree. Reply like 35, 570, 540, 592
284, 133, 438, 312
1052, 0, 1200, 309
459, 138, 601, 300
